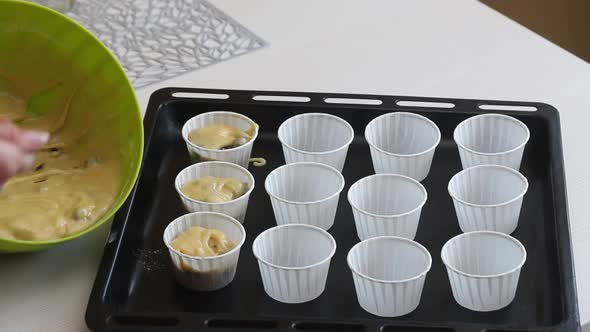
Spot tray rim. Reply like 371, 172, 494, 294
85, 87, 580, 332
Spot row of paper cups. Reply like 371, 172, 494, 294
180, 111, 530, 178
162, 211, 527, 316
280, 111, 530, 179
287, 162, 528, 244
266, 162, 531, 240
172, 154, 530, 238
349, 230, 527, 316
440, 113, 530, 314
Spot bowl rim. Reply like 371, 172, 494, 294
0, 0, 143, 248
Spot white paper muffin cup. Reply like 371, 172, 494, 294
365, 112, 441, 181
278, 113, 354, 172
448, 165, 528, 234
454, 113, 530, 170
175, 161, 255, 223
265, 162, 345, 230
348, 174, 427, 240
182, 111, 259, 168
252, 224, 337, 303
347, 236, 432, 317
163, 212, 246, 291
441, 231, 526, 312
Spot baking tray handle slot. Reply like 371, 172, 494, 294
324, 97, 383, 105
381, 326, 455, 332
205, 318, 278, 329
485, 330, 541, 332
107, 314, 179, 327
478, 104, 538, 112
253, 95, 311, 102
395, 100, 455, 109
171, 92, 230, 100
292, 321, 366, 331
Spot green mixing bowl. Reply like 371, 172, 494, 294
0, 0, 143, 252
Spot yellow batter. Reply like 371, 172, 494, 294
0, 76, 121, 241
188, 123, 257, 150
180, 176, 248, 203
171, 226, 236, 257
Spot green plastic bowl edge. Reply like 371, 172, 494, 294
0, 0, 144, 252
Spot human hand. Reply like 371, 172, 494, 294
0, 120, 49, 187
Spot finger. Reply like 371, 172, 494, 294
0, 120, 22, 142
0, 121, 49, 151
18, 130, 50, 151
20, 153, 35, 173
0, 140, 26, 178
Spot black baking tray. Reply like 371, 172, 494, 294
86, 88, 580, 332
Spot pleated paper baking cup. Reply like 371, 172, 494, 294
348, 174, 427, 240
175, 161, 255, 223
252, 224, 336, 303
448, 164, 528, 234
365, 112, 440, 181
163, 212, 246, 291
454, 113, 530, 170
182, 111, 258, 168
441, 231, 526, 312
347, 236, 432, 317
278, 113, 354, 172
265, 162, 345, 230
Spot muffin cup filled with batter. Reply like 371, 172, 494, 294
163, 212, 246, 291
182, 111, 259, 168
175, 161, 255, 223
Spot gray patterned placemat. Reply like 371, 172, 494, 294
69, 0, 266, 88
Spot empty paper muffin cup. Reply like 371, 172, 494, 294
348, 174, 427, 240
163, 212, 246, 291
448, 165, 528, 234
365, 112, 441, 181
175, 161, 255, 223
253, 224, 337, 303
182, 111, 259, 168
265, 162, 345, 230
454, 113, 530, 170
441, 231, 526, 311
278, 113, 354, 172
348, 236, 432, 317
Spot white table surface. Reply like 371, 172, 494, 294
1, 0, 589, 331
